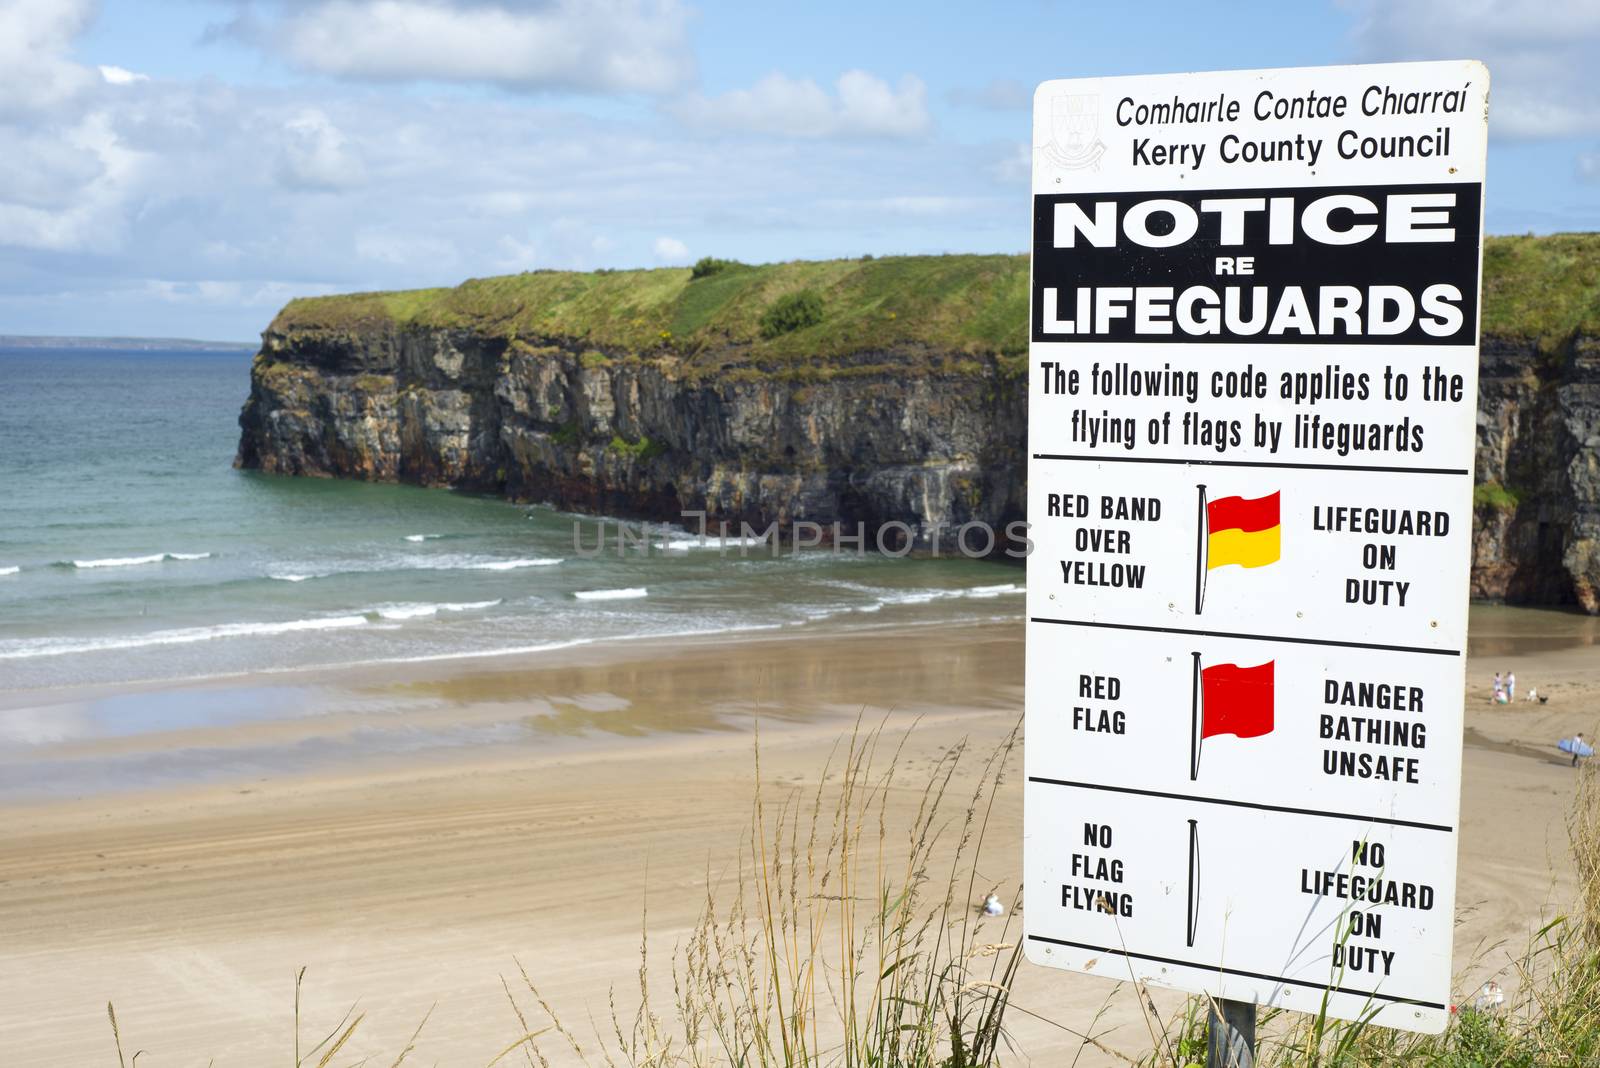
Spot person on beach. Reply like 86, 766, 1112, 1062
1570, 734, 1588, 768
1507, 671, 1516, 701
1493, 672, 1502, 701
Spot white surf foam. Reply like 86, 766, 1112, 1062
0, 614, 370, 661
403, 534, 441, 542
0, 566, 18, 577
367, 599, 502, 621
574, 587, 648, 601
816, 579, 1024, 608
658, 534, 770, 551
67, 551, 212, 570
964, 582, 1024, 598
264, 555, 561, 581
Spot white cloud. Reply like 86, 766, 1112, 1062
0, 4, 1001, 337
98, 65, 149, 86
269, 0, 694, 95
276, 108, 365, 191
1344, 0, 1600, 139
672, 70, 931, 139
0, 110, 144, 253
652, 235, 689, 262
1580, 151, 1600, 183
0, 0, 100, 119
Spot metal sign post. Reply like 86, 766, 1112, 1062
1023, 61, 1489, 1040
1209, 998, 1255, 1067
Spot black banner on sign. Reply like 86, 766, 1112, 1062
1031, 182, 1481, 346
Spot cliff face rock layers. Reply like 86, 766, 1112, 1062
236, 244, 1600, 611
236, 327, 1024, 547
1473, 335, 1600, 611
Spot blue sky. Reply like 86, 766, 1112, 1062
3, 0, 1597, 340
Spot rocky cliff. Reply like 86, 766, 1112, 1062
1472, 333, 1600, 611
236, 241, 1600, 611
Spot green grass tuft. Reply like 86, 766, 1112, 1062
758, 289, 824, 338
689, 256, 746, 280
1474, 480, 1522, 511
607, 434, 666, 461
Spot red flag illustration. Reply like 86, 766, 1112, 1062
1207, 492, 1281, 539
1189, 655, 1275, 780
1201, 660, 1275, 739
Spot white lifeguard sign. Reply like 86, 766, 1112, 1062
1023, 61, 1488, 1035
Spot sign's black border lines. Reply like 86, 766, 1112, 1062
1024, 935, 1447, 1010
1032, 453, 1470, 476
1028, 776, 1455, 833
1029, 616, 1461, 657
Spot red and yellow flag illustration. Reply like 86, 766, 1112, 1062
1200, 660, 1275, 739
1206, 491, 1281, 570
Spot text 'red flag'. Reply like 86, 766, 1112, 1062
1206, 491, 1281, 570
1200, 660, 1275, 739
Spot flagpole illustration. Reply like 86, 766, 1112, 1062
1193, 484, 1208, 616
1189, 651, 1203, 782
1186, 819, 1200, 949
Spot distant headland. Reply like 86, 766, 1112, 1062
0, 335, 255, 352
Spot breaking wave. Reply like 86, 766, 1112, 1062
266, 555, 562, 581
365, 600, 502, 621
62, 552, 212, 570
462, 557, 563, 571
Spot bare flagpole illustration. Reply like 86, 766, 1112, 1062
1186, 819, 1200, 949
1190, 651, 1203, 781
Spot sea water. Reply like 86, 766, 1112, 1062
0, 347, 1024, 694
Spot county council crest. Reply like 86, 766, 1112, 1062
1039, 93, 1107, 171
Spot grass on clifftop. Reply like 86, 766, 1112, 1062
269, 232, 1600, 375
1482, 233, 1600, 351
271, 254, 1031, 376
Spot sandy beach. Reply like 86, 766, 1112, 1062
1, 614, 1597, 1066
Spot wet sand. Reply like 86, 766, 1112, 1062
0, 614, 1594, 1065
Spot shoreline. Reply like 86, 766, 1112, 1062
2, 596, 1589, 702
0, 590, 1023, 707
0, 616, 1023, 803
